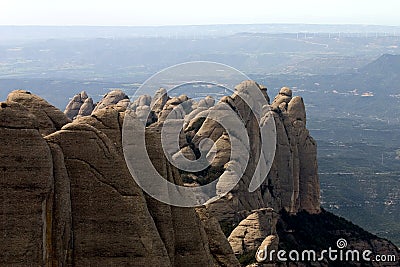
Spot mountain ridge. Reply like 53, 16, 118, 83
0, 84, 398, 266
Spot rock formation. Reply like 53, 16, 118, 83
64, 91, 92, 120
256, 87, 320, 215
147, 82, 320, 226
1, 84, 398, 267
0, 101, 53, 265
1, 91, 239, 266
46, 123, 172, 266
8, 89, 71, 135
92, 89, 130, 113
228, 209, 278, 255
64, 90, 129, 120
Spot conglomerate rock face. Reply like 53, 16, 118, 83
265, 87, 320, 215
64, 91, 90, 120
130, 81, 320, 224
1, 90, 238, 266
126, 82, 295, 213
1, 85, 398, 266
8, 89, 71, 135
0, 101, 53, 266
228, 209, 278, 256
46, 123, 173, 266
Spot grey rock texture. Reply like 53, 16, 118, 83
74, 106, 125, 153
64, 91, 91, 120
141, 81, 321, 262
106, 81, 319, 226
77, 97, 94, 117
47, 142, 73, 266
151, 87, 169, 117
266, 91, 320, 214
65, 90, 131, 120
200, 83, 321, 222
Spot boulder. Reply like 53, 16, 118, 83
64, 91, 89, 120
228, 210, 277, 256
151, 88, 169, 117
8, 90, 71, 135
77, 97, 94, 117
74, 106, 125, 153
93, 89, 129, 112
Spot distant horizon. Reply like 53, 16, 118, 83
2, 0, 400, 27
1, 23, 400, 42
1, 22, 400, 27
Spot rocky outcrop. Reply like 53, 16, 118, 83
78, 97, 94, 117
197, 208, 241, 267
47, 142, 73, 266
64, 91, 92, 120
228, 209, 278, 256
92, 89, 130, 113
64, 90, 129, 120
1, 84, 398, 267
0, 101, 53, 265
1, 90, 237, 266
143, 124, 215, 266
83, 82, 319, 235
8, 90, 71, 135
46, 123, 171, 266
267, 88, 320, 214
74, 106, 125, 153
153, 82, 320, 227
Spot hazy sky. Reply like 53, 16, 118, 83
1, 0, 400, 26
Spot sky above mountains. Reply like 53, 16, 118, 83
1, 0, 400, 26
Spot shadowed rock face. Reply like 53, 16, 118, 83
45, 123, 171, 266
0, 101, 53, 266
265, 88, 320, 215
1, 85, 398, 267
143, 123, 220, 267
